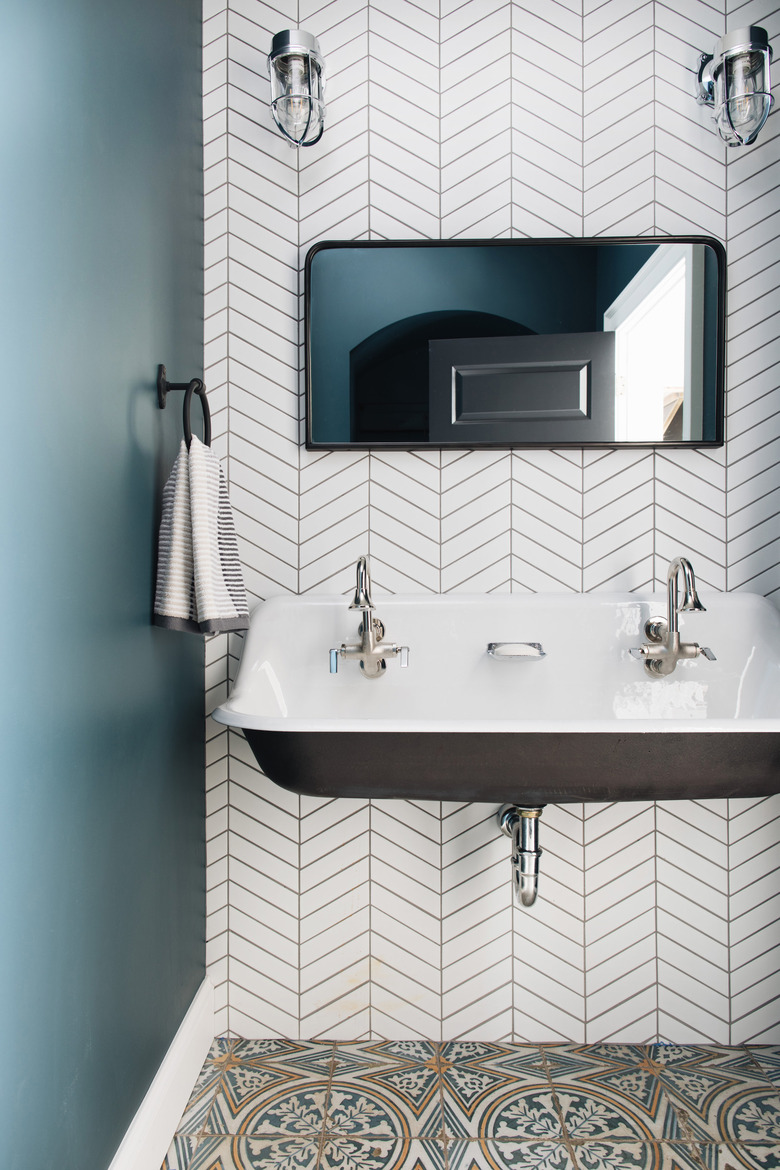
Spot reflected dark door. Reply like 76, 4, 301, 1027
429, 332, 616, 444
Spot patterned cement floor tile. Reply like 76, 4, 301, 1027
543, 1047, 681, 1140
544, 1045, 648, 1080
326, 1044, 443, 1139
721, 1143, 780, 1170
205, 1081, 330, 1137
445, 1083, 564, 1141
218, 1040, 335, 1080
162, 1134, 200, 1170
320, 1137, 446, 1170
447, 1139, 577, 1170
325, 1082, 442, 1141
439, 1044, 549, 1135
574, 1142, 709, 1170
647, 1048, 780, 1143
554, 1087, 671, 1143
186, 1135, 321, 1169
331, 1042, 440, 1073
747, 1048, 780, 1087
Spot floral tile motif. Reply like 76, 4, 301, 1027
438, 1044, 550, 1138
747, 1048, 780, 1087
647, 1046, 780, 1142
320, 1137, 446, 1170
186, 1135, 321, 1169
554, 1089, 663, 1143
162, 1134, 199, 1170
723, 1142, 780, 1170
447, 1140, 578, 1170
575, 1141, 709, 1170
206, 1082, 329, 1136
544, 1045, 680, 1140
326, 1042, 443, 1139
459, 1085, 565, 1142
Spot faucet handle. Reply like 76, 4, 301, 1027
398, 645, 410, 668
329, 648, 340, 674
699, 646, 717, 660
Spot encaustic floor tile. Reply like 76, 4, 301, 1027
182, 1135, 447, 1170
326, 1042, 444, 1139
448, 1083, 565, 1142
447, 1139, 577, 1170
438, 1043, 552, 1140
749, 1047, 780, 1087
646, 1046, 780, 1143
205, 1081, 330, 1137
581, 1140, 720, 1170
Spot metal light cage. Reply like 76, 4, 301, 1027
697, 26, 774, 146
268, 29, 325, 148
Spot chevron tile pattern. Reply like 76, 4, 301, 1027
583, 801, 656, 1042
656, 799, 730, 1044
513, 803, 585, 1043
202, 0, 780, 1042
442, 802, 511, 1040
583, 0, 655, 238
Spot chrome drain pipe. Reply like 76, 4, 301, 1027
499, 805, 544, 907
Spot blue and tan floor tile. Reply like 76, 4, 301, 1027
325, 1041, 444, 1138
161, 1041, 780, 1170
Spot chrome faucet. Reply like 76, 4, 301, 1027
329, 556, 410, 679
630, 555, 716, 677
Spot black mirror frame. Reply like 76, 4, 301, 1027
304, 235, 726, 451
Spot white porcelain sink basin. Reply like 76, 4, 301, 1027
212, 591, 780, 803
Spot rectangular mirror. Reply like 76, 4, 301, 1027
305, 237, 725, 450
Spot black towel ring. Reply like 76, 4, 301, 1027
183, 379, 212, 449
157, 364, 212, 449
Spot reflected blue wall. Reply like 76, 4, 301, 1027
0, 1, 204, 1166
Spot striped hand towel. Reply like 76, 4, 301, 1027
154, 437, 249, 634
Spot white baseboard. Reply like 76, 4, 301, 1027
108, 977, 214, 1170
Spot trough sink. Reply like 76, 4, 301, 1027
212, 591, 780, 804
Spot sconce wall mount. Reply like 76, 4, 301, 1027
268, 29, 325, 148
696, 25, 774, 146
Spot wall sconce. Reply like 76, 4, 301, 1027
268, 29, 325, 147
696, 26, 774, 146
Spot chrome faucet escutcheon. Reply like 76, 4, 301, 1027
630, 555, 716, 677
329, 556, 410, 679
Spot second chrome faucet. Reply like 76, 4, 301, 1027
630, 555, 716, 676
329, 556, 410, 679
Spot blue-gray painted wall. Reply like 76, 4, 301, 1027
0, 1, 205, 1166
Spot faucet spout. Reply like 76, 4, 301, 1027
350, 555, 374, 611
667, 555, 705, 636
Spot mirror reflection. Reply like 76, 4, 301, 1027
305, 238, 724, 449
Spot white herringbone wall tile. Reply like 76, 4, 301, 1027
228, 734, 300, 1037
583, 450, 654, 592
442, 452, 512, 593
372, 799, 442, 1038
513, 1, 583, 237
584, 802, 657, 1042
441, 1, 512, 239
728, 795, 780, 1042
370, 451, 441, 593
442, 802, 513, 1040
513, 803, 585, 1042
583, 0, 655, 237
657, 800, 730, 1043
512, 450, 583, 592
204, 0, 780, 1043
300, 795, 371, 1039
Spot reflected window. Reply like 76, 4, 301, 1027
604, 244, 704, 442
